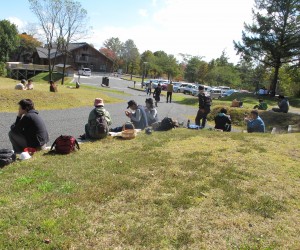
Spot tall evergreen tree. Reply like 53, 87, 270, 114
234, 0, 300, 95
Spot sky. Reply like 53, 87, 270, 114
0, 0, 255, 64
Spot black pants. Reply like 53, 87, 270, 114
167, 92, 172, 103
195, 108, 210, 127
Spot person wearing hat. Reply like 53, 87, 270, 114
9, 99, 49, 153
272, 95, 289, 113
145, 98, 158, 125
125, 100, 148, 129
15, 79, 26, 90
195, 85, 211, 128
244, 110, 265, 133
80, 98, 112, 139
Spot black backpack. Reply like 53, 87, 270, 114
0, 149, 16, 168
159, 117, 176, 131
89, 110, 109, 139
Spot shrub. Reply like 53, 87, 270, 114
0, 62, 7, 77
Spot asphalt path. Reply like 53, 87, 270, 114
0, 75, 198, 150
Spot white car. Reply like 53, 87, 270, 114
210, 88, 223, 99
78, 68, 92, 76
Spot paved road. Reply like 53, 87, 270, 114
0, 75, 198, 149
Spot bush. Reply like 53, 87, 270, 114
208, 105, 252, 126
0, 62, 7, 77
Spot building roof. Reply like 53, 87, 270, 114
35, 43, 112, 62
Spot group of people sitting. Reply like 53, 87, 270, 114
15, 79, 34, 90
253, 95, 289, 113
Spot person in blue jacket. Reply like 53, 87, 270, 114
245, 110, 265, 133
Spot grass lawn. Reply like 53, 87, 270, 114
0, 76, 124, 112
0, 130, 299, 249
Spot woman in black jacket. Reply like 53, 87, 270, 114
9, 99, 49, 153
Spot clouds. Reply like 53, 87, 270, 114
138, 9, 148, 17
7, 17, 27, 31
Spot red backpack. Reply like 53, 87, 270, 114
50, 135, 80, 154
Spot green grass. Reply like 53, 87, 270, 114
0, 130, 299, 249
172, 92, 300, 130
0, 76, 124, 112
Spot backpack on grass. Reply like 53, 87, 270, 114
0, 149, 16, 168
89, 110, 109, 139
158, 117, 177, 131
50, 135, 80, 154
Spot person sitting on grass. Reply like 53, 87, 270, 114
15, 79, 26, 90
253, 99, 268, 110
272, 95, 289, 113
145, 98, 158, 125
25, 79, 34, 90
214, 108, 231, 132
244, 110, 265, 133
49, 80, 58, 92
80, 98, 112, 140
125, 100, 148, 129
9, 99, 49, 153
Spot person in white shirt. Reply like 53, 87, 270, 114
15, 79, 26, 90
145, 98, 158, 125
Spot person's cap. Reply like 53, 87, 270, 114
198, 85, 204, 90
21, 79, 26, 84
127, 100, 137, 108
20, 152, 31, 160
251, 110, 259, 116
94, 98, 104, 107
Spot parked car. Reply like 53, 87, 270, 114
192, 85, 212, 96
172, 82, 182, 92
182, 84, 196, 94
158, 80, 170, 90
210, 88, 223, 99
78, 68, 92, 76
223, 89, 239, 97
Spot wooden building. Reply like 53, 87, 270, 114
32, 43, 113, 72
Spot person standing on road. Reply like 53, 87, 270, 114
9, 99, 49, 153
166, 81, 174, 103
153, 84, 162, 107
147, 81, 152, 96
195, 85, 211, 128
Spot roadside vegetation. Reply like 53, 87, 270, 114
0, 76, 124, 112
0, 130, 299, 249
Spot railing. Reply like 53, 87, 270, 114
6, 62, 49, 71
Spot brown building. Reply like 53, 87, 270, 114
32, 43, 113, 72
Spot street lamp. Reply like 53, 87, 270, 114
141, 61, 148, 88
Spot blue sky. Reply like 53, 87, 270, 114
0, 0, 254, 63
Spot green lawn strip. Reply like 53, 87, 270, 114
0, 77, 123, 112
0, 131, 299, 249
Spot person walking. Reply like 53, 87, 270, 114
166, 81, 174, 103
147, 81, 152, 96
195, 86, 211, 128
153, 83, 162, 107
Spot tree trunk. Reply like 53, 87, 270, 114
271, 62, 280, 96
61, 53, 67, 85
48, 47, 52, 81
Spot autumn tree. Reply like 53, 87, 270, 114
14, 33, 42, 62
234, 0, 300, 95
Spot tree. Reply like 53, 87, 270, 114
29, 0, 62, 81
234, 0, 300, 95
56, 0, 88, 84
122, 39, 140, 77
14, 33, 42, 62
103, 37, 124, 71
0, 19, 19, 62
184, 57, 207, 83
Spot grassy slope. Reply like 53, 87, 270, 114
0, 130, 299, 249
0, 76, 124, 112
